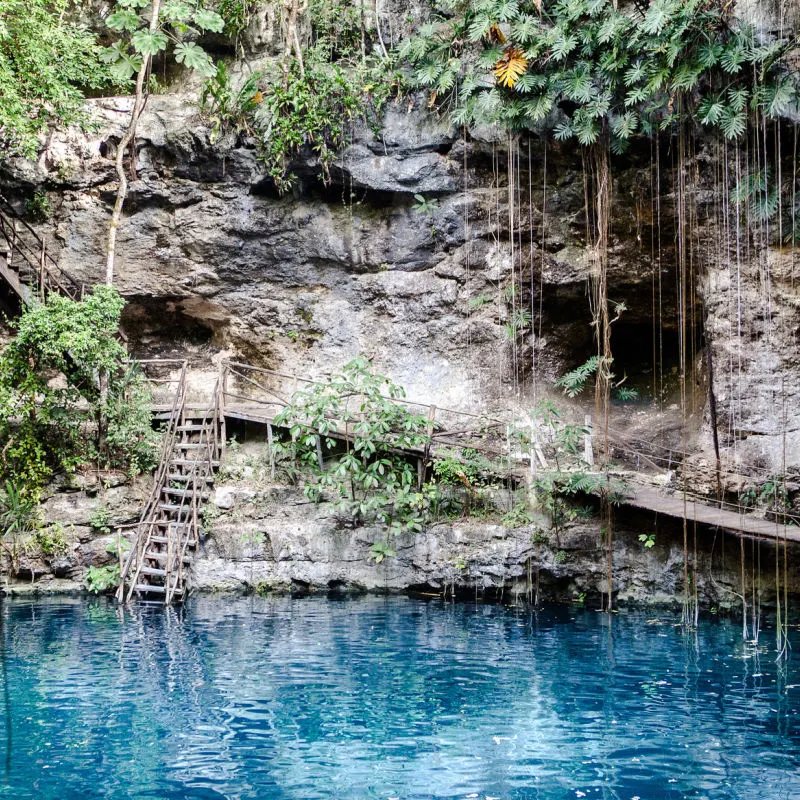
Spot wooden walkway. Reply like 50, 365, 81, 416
625, 483, 800, 544
211, 360, 800, 546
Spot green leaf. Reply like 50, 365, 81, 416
161, 2, 193, 22
193, 9, 225, 33
108, 51, 144, 81
106, 9, 141, 32
174, 41, 216, 77
131, 29, 169, 56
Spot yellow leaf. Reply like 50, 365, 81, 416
252, 90, 264, 104
488, 24, 506, 44
494, 47, 529, 88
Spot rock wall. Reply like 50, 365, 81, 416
1, 0, 799, 602
6, 440, 800, 610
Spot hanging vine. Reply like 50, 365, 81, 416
399, 0, 800, 618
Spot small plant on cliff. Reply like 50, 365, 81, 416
0, 479, 42, 575
201, 0, 402, 192
89, 505, 113, 535
85, 564, 121, 595
638, 532, 656, 549
370, 540, 396, 564
274, 357, 432, 533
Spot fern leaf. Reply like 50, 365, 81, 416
494, 47, 529, 88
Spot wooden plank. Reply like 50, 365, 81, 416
626, 483, 800, 543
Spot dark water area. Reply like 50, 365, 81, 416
0, 596, 798, 799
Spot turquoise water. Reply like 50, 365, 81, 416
1, 597, 799, 800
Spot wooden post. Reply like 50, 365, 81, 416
584, 414, 594, 467
419, 405, 436, 489
316, 435, 324, 471
218, 362, 227, 460
39, 238, 46, 299
267, 424, 275, 480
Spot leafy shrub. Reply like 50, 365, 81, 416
34, 523, 68, 556
0, 0, 111, 158
399, 0, 798, 146
84, 565, 120, 595
0, 287, 160, 496
88, 505, 112, 535
274, 356, 432, 533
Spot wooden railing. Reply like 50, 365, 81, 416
217, 359, 800, 537
218, 359, 510, 458
0, 195, 84, 302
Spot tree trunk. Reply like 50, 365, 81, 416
105, 0, 162, 286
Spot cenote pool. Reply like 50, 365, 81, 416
1, 597, 798, 800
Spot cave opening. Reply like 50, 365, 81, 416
609, 318, 695, 402
120, 295, 220, 362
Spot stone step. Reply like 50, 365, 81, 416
170, 459, 220, 468
167, 473, 215, 483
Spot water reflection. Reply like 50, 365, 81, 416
0, 596, 798, 799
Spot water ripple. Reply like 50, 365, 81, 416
0, 597, 799, 799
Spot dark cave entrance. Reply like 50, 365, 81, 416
609, 318, 693, 402
121, 295, 224, 361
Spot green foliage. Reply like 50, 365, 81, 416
503, 501, 534, 528
556, 356, 602, 397
23, 191, 51, 222
213, 0, 259, 37
84, 564, 120, 595
468, 293, 492, 309
370, 540, 396, 564
104, 365, 161, 475
103, 0, 224, 83
556, 356, 637, 401
34, 522, 68, 556
0, 0, 110, 158
88, 505, 112, 535
201, 1, 402, 191
399, 0, 798, 145
412, 194, 440, 215
430, 447, 500, 518
638, 532, 656, 548
511, 400, 588, 470
0, 479, 42, 573
274, 356, 432, 533
741, 474, 791, 514
614, 386, 639, 401
0, 287, 159, 497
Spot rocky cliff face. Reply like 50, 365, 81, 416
8, 440, 799, 611
1, 0, 799, 603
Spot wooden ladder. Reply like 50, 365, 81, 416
117, 365, 226, 604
